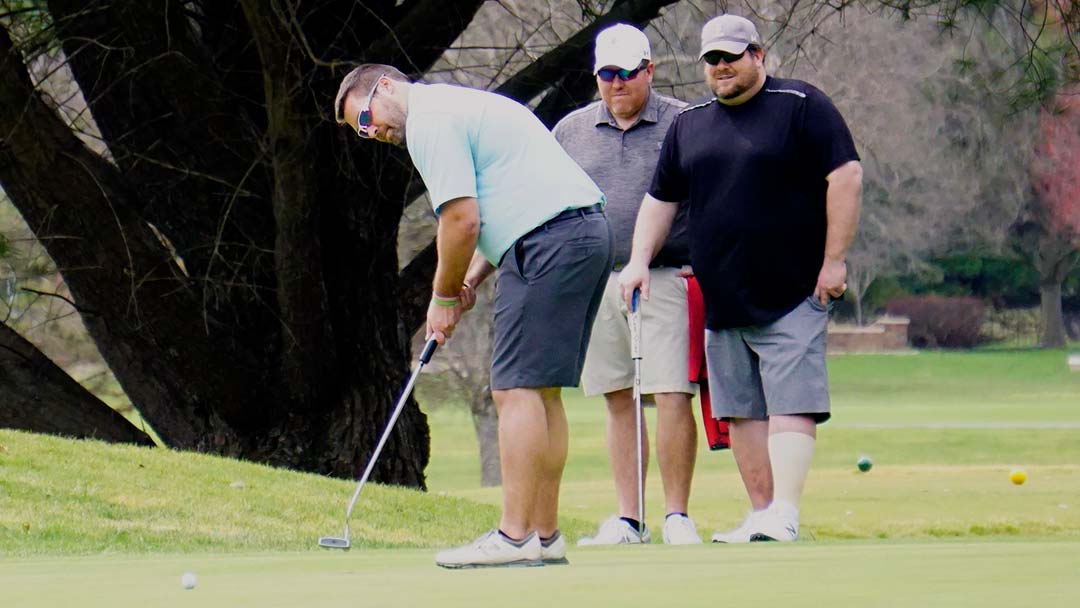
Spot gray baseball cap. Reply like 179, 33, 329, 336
699, 14, 761, 59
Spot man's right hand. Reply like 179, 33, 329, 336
617, 260, 650, 310
427, 297, 463, 345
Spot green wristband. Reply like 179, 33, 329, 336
432, 295, 459, 307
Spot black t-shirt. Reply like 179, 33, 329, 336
650, 76, 859, 329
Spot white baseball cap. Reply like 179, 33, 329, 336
594, 24, 651, 74
699, 14, 762, 59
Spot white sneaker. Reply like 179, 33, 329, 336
749, 501, 800, 542
540, 530, 569, 565
662, 514, 703, 545
710, 509, 767, 544
435, 529, 543, 569
577, 515, 650, 545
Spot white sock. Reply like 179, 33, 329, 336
768, 432, 816, 512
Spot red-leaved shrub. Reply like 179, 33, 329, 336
884, 296, 985, 348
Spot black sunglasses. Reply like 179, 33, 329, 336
597, 61, 649, 83
702, 48, 753, 66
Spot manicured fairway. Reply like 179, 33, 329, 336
423, 350, 1080, 542
3, 541, 1078, 607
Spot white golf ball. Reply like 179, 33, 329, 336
181, 572, 197, 590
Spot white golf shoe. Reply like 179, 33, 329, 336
710, 509, 767, 544
749, 501, 800, 542
661, 514, 703, 545
577, 515, 650, 545
435, 529, 543, 569
540, 530, 569, 565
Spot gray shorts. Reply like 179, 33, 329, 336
491, 205, 613, 390
705, 295, 831, 422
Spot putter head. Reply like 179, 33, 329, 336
317, 536, 350, 550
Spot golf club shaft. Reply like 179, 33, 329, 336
343, 339, 438, 522
630, 289, 644, 536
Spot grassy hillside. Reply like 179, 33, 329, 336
0, 429, 558, 557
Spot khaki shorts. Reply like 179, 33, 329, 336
581, 268, 696, 397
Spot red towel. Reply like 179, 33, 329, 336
687, 276, 730, 451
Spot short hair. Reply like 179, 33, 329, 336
334, 64, 409, 125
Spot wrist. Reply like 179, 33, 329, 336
432, 293, 460, 307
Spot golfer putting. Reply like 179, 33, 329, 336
334, 65, 612, 568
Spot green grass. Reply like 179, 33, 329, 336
4, 542, 1080, 607
2, 348, 1080, 606
0, 430, 526, 555
425, 349, 1080, 540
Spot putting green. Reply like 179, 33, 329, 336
3, 540, 1078, 607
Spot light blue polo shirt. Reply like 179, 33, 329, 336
405, 83, 605, 264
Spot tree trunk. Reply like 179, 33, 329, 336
0, 322, 154, 446
1039, 282, 1067, 348
1034, 234, 1078, 349
469, 388, 501, 487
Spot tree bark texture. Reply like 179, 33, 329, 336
470, 389, 501, 488
0, 322, 154, 446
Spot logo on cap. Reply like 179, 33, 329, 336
594, 23, 652, 74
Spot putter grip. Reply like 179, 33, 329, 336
419, 338, 438, 364
631, 288, 639, 313
630, 288, 641, 360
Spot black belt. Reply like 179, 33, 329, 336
612, 261, 689, 271
539, 203, 604, 229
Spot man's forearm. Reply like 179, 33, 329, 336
628, 194, 679, 265
464, 251, 495, 287
433, 197, 481, 297
824, 161, 863, 262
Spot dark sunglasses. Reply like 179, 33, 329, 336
703, 49, 752, 66
597, 61, 648, 83
354, 73, 387, 138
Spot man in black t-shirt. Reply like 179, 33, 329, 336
618, 14, 863, 544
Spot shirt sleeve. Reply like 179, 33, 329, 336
801, 88, 860, 179
551, 116, 567, 143
406, 112, 478, 213
648, 117, 688, 204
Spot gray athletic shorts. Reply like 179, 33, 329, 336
490, 205, 613, 390
705, 295, 832, 422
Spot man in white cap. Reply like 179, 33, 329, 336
618, 14, 863, 543
553, 23, 702, 546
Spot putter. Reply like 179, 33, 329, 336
630, 288, 645, 539
318, 338, 439, 550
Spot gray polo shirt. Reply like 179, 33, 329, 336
553, 90, 690, 268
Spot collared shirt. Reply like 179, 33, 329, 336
650, 76, 860, 329
552, 90, 689, 268
406, 83, 604, 265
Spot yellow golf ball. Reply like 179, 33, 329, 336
1009, 469, 1027, 485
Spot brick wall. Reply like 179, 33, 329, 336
827, 317, 910, 354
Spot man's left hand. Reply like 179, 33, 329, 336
815, 257, 847, 306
